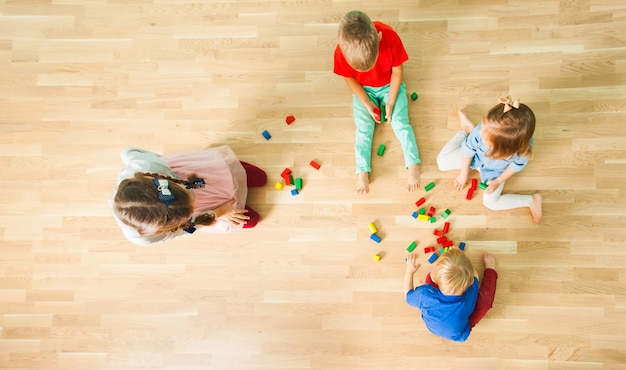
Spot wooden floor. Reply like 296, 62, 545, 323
1, 0, 626, 369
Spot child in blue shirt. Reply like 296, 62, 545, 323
405, 249, 497, 342
436, 97, 543, 223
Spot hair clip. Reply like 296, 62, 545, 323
498, 96, 520, 113
185, 177, 206, 189
183, 217, 196, 234
152, 179, 177, 204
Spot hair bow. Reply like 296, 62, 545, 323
499, 96, 520, 113
185, 177, 206, 189
153, 179, 177, 204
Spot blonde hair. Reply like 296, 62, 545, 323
338, 10, 379, 72
431, 249, 475, 296
482, 103, 535, 160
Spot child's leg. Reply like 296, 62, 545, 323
482, 181, 533, 210
240, 162, 267, 188
436, 131, 467, 171
387, 82, 421, 168
469, 268, 498, 327
352, 94, 377, 175
242, 205, 260, 228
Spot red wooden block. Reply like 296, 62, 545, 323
373, 107, 380, 121
443, 222, 450, 234
471, 178, 478, 190
416, 197, 426, 207
427, 207, 436, 217
466, 188, 474, 200
436, 236, 448, 244
433, 229, 444, 237
281, 168, 292, 178
424, 246, 435, 253
286, 115, 296, 125
309, 160, 321, 170
442, 240, 454, 247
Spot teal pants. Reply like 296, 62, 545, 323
352, 82, 421, 174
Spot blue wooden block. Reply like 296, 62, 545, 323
370, 233, 381, 243
428, 253, 439, 264
411, 211, 418, 219
262, 130, 271, 140
291, 189, 298, 196
459, 242, 466, 251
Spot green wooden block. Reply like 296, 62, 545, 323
380, 104, 387, 123
411, 92, 418, 101
377, 144, 386, 156
407, 241, 418, 252
478, 182, 488, 190
424, 182, 435, 191
295, 178, 302, 190
429, 217, 436, 223
441, 209, 451, 218
418, 207, 426, 215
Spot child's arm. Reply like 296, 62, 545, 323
454, 155, 473, 191
385, 64, 403, 125
344, 77, 379, 122
404, 253, 421, 294
484, 167, 516, 194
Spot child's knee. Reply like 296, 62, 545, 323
482, 195, 498, 210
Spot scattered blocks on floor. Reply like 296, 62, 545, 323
466, 188, 474, 200
291, 189, 298, 196
310, 160, 321, 170
424, 182, 435, 191
370, 233, 382, 243
417, 214, 429, 222
416, 197, 426, 207
479, 182, 488, 190
428, 253, 439, 264
373, 254, 381, 262
441, 209, 451, 218
427, 207, 436, 217
261, 130, 271, 140
295, 178, 303, 190
424, 246, 435, 253
443, 222, 450, 234
411, 211, 418, 219
407, 241, 418, 252
459, 242, 466, 251
275, 182, 284, 190
285, 115, 296, 125
411, 92, 419, 101
471, 178, 478, 190
368, 222, 378, 234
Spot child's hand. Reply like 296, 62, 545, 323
485, 179, 501, 194
215, 199, 250, 226
405, 253, 421, 274
453, 172, 468, 191
368, 102, 381, 123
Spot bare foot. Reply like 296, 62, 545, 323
483, 253, 496, 270
357, 172, 370, 195
458, 110, 475, 134
529, 193, 543, 224
407, 164, 421, 191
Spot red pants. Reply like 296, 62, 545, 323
240, 162, 266, 228
425, 268, 498, 328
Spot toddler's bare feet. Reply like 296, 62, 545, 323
483, 253, 496, 270
529, 193, 543, 224
357, 172, 370, 195
459, 110, 475, 134
407, 164, 421, 191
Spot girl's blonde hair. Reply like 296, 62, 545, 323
482, 102, 535, 160
431, 248, 476, 296
338, 10, 379, 72
113, 172, 215, 236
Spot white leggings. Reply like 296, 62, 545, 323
437, 131, 532, 211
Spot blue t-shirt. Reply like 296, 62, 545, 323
461, 123, 531, 182
405, 277, 479, 342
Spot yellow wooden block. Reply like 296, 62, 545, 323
417, 214, 429, 222
368, 222, 377, 234
275, 182, 284, 190
373, 254, 381, 262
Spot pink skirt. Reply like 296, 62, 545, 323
163, 146, 247, 232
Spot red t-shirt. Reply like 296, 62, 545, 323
333, 21, 409, 87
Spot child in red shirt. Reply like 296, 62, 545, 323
334, 10, 421, 194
